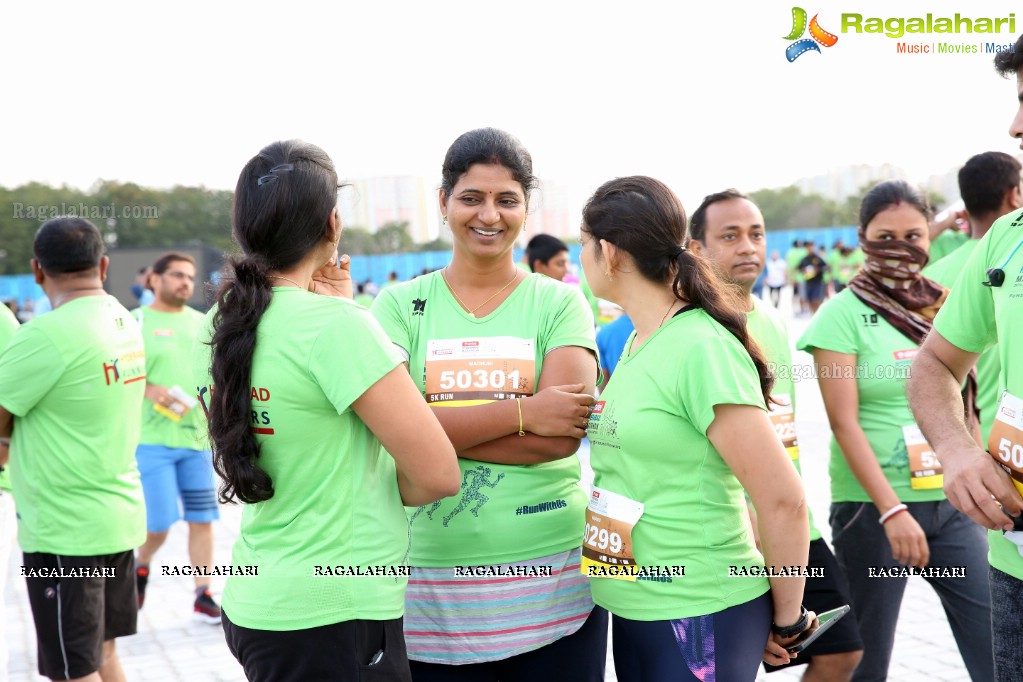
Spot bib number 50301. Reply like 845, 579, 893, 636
988, 391, 1023, 496
995, 438, 1023, 468
438, 369, 521, 391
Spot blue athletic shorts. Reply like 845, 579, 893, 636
135, 444, 219, 532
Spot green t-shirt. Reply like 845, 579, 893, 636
932, 211, 1023, 581
193, 289, 407, 630
371, 271, 596, 566
787, 247, 808, 283
133, 306, 207, 450
0, 295, 146, 554
747, 297, 821, 541
928, 228, 970, 265
925, 240, 1002, 444
797, 289, 945, 503
0, 304, 20, 492
834, 250, 864, 286
588, 308, 769, 620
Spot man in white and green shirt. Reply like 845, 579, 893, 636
132, 252, 222, 623
0, 218, 146, 681
690, 189, 863, 679
909, 38, 1023, 682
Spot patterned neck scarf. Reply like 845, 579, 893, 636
848, 237, 977, 428
849, 239, 946, 343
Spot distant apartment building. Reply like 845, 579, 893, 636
796, 163, 908, 202
338, 175, 588, 245
339, 176, 438, 242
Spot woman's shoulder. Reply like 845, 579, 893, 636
810, 288, 865, 323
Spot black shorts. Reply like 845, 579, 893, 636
804, 279, 825, 302
223, 610, 412, 682
23, 549, 137, 680
763, 538, 863, 672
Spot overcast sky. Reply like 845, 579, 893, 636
3, 0, 1020, 210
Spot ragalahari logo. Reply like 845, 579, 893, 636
784, 7, 839, 61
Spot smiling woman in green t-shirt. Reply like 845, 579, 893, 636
372, 128, 607, 679
195, 140, 459, 682
797, 180, 992, 682
579, 176, 812, 680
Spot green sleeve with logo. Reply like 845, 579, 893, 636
797, 290, 944, 503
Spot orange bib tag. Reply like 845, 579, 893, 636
904, 424, 943, 490
581, 487, 644, 582
769, 393, 799, 461
424, 337, 535, 406
153, 385, 198, 423
988, 391, 1023, 497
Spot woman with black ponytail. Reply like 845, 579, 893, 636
192, 140, 460, 682
579, 176, 812, 680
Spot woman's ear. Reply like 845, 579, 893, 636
599, 238, 617, 274
328, 208, 343, 242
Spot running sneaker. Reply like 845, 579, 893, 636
193, 588, 222, 624
136, 566, 149, 609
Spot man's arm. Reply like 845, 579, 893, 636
908, 331, 1020, 530
0, 406, 12, 466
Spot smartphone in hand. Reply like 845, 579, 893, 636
786, 605, 851, 654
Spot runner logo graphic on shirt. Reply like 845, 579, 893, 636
408, 465, 505, 527
412, 298, 426, 316
587, 400, 619, 442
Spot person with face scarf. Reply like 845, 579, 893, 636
797, 180, 993, 682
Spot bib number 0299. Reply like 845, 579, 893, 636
584, 522, 623, 555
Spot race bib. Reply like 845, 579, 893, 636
988, 391, 1023, 497
769, 393, 799, 461
581, 487, 644, 582
424, 337, 535, 407
154, 385, 198, 423
904, 424, 943, 490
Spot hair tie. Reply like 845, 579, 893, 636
672, 246, 686, 258
257, 163, 295, 186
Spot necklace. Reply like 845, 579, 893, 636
442, 267, 519, 317
659, 299, 678, 327
268, 274, 309, 291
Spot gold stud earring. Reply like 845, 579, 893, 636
604, 270, 613, 281
443, 216, 448, 224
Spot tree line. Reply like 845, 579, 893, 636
0, 181, 451, 275
0, 180, 943, 275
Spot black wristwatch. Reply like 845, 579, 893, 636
772, 605, 809, 638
